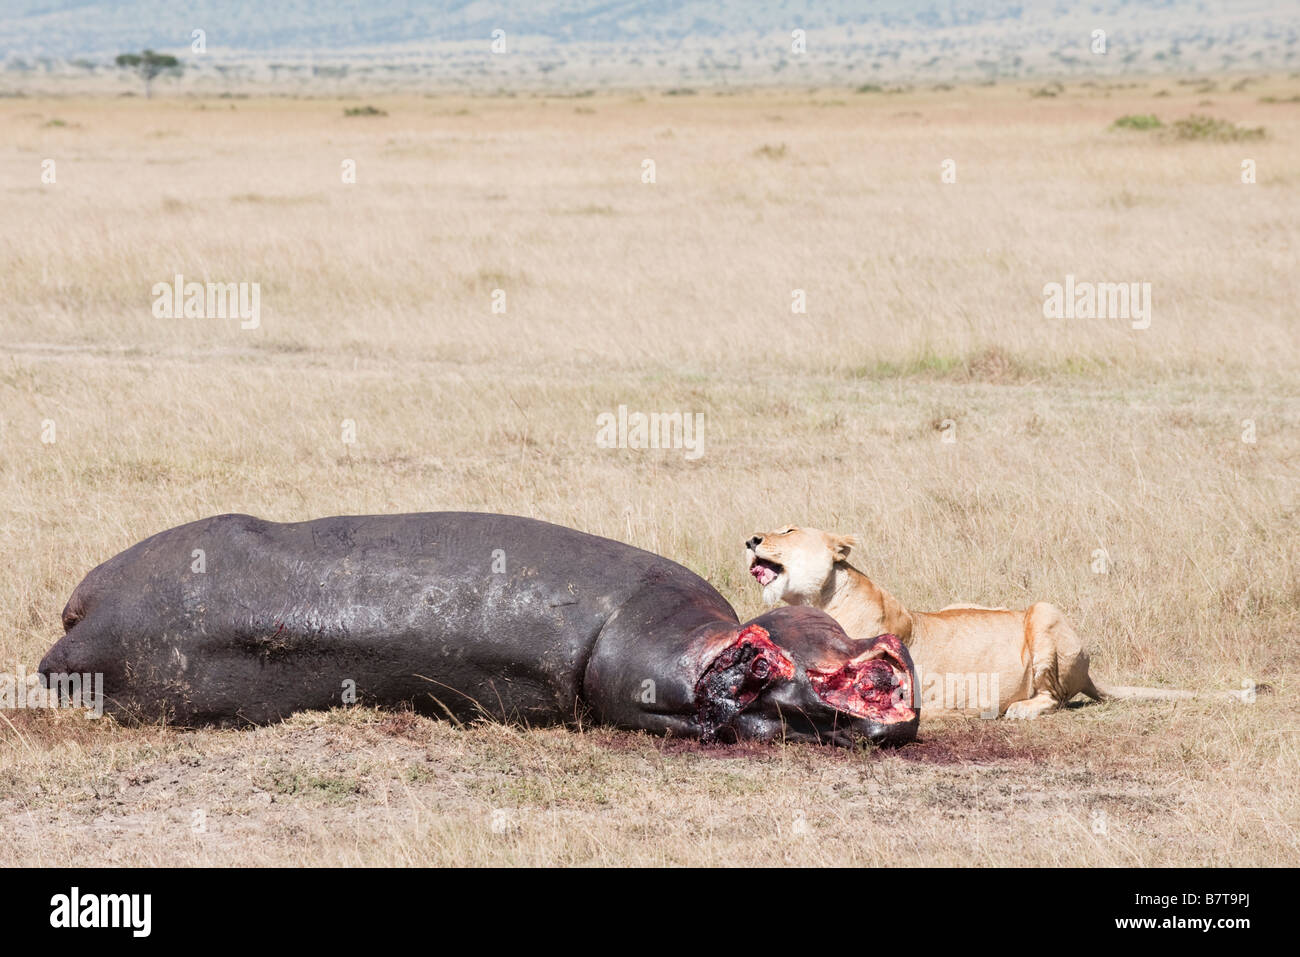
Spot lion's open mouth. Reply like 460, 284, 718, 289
748, 556, 783, 587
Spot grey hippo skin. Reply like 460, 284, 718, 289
40, 512, 919, 746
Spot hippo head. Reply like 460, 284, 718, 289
694, 605, 918, 747
38, 613, 204, 724
38, 588, 310, 726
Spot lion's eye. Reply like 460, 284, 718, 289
779, 527, 794, 535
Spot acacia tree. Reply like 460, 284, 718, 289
115, 50, 182, 98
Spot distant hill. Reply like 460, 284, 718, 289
3, 0, 1297, 89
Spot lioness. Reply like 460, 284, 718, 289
745, 525, 1230, 718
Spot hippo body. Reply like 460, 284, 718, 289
41, 512, 919, 745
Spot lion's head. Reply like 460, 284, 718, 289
745, 525, 857, 606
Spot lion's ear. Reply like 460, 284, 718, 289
830, 534, 859, 562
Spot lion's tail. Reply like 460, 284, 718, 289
1086, 678, 1271, 704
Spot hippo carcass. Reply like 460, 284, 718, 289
40, 512, 918, 746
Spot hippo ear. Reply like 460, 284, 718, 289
831, 534, 859, 561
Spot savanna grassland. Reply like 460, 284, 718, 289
1, 78, 1297, 865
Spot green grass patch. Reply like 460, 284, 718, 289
263, 769, 363, 802
1111, 113, 1163, 131
844, 346, 1120, 384
1168, 114, 1265, 141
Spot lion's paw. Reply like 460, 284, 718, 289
1004, 700, 1047, 720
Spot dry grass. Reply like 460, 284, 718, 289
1, 79, 1297, 865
